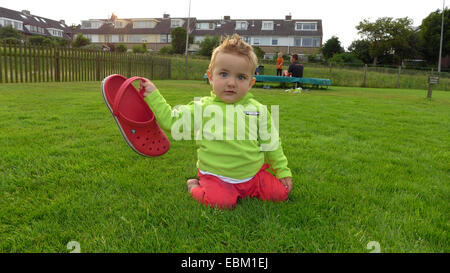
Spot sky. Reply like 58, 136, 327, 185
3, 0, 447, 49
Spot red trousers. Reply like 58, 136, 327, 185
191, 164, 289, 209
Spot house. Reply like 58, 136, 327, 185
76, 13, 196, 52
0, 6, 73, 40
77, 13, 323, 58
193, 15, 323, 59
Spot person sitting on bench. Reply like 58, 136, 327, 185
288, 54, 303, 78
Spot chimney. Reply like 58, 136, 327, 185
163, 13, 170, 19
22, 10, 30, 15
285, 14, 292, 21
224, 15, 230, 21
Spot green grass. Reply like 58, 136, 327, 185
0, 81, 449, 253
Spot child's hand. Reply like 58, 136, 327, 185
141, 79, 157, 97
280, 177, 293, 193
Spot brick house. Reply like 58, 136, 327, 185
0, 6, 73, 41
193, 15, 323, 59
77, 13, 323, 58
77, 13, 196, 52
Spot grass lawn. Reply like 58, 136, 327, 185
0, 81, 448, 253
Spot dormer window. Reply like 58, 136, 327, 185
47, 28, 63, 37
81, 20, 103, 29
295, 22, 317, 31
171, 19, 183, 28
0, 17, 23, 31
196, 22, 215, 30
235, 21, 247, 30
133, 20, 154, 28
115, 21, 128, 28
262, 21, 273, 30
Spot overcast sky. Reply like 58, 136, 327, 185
3, 0, 447, 48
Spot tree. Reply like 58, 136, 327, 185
72, 33, 90, 48
198, 35, 220, 57
170, 27, 193, 54
116, 44, 128, 53
419, 8, 450, 64
0, 25, 23, 40
321, 36, 344, 60
328, 52, 363, 65
253, 46, 265, 59
348, 39, 372, 64
356, 17, 415, 65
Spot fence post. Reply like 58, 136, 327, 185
55, 49, 60, 82
96, 53, 100, 81
167, 58, 171, 79
328, 62, 332, 81
363, 64, 368, 87
427, 68, 434, 98
396, 66, 401, 88
0, 42, 2, 83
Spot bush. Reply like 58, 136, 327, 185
1, 37, 21, 44
328, 52, 364, 65
72, 33, 91, 48
81, 44, 103, 51
159, 45, 174, 55
198, 36, 220, 57
132, 45, 145, 53
116, 44, 128, 53
253, 46, 265, 60
0, 25, 23, 40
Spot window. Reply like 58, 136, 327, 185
302, 37, 313, 47
81, 21, 103, 29
294, 37, 321, 47
115, 21, 128, 28
119, 35, 124, 42
253, 38, 260, 45
295, 22, 317, 31
235, 21, 247, 30
133, 21, 153, 28
262, 21, 273, 30
272, 38, 278, 45
196, 23, 214, 30
47, 28, 63, 37
243, 36, 250, 43
0, 18, 23, 31
313, 37, 321, 47
160, 34, 168, 43
127, 35, 141, 42
171, 19, 183, 28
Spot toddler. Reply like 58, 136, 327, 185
142, 34, 292, 209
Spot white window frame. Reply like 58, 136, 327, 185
170, 19, 183, 28
272, 38, 278, 45
133, 21, 154, 29
295, 22, 317, 31
47, 28, 63, 37
0, 17, 23, 31
81, 20, 103, 29
262, 21, 274, 30
235, 21, 248, 30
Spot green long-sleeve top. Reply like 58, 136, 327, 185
144, 90, 292, 180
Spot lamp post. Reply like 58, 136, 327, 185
439, 0, 446, 72
429, 0, 445, 98
184, 0, 192, 80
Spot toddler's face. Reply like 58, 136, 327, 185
207, 52, 256, 104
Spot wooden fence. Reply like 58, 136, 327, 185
0, 42, 171, 83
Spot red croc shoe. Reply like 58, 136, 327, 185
101, 74, 170, 157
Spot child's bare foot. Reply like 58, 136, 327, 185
187, 179, 200, 193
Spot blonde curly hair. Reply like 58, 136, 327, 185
208, 34, 258, 75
